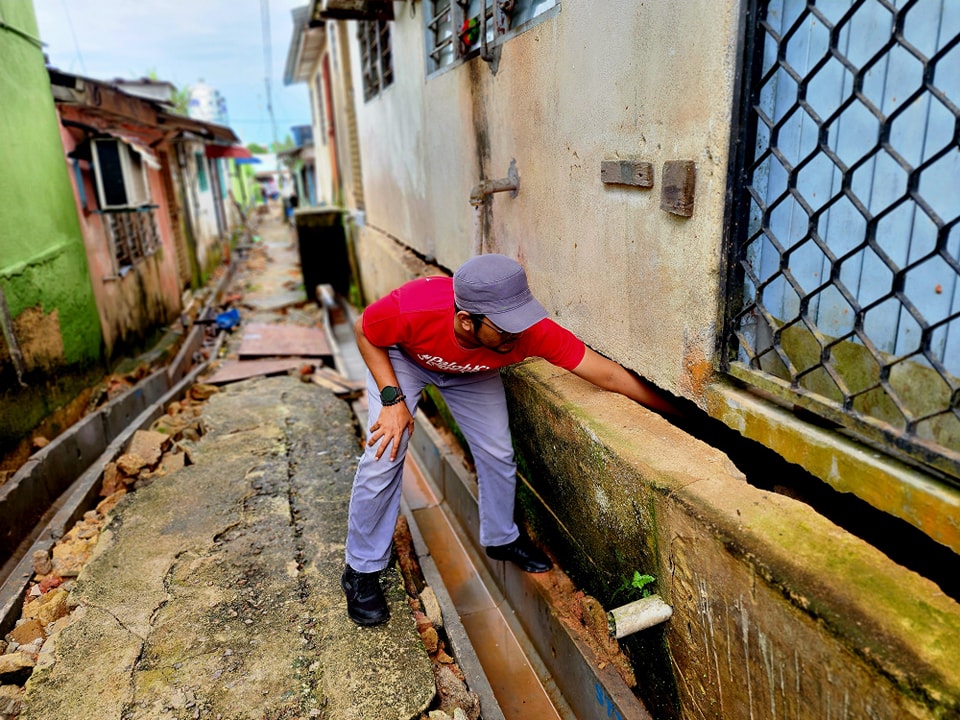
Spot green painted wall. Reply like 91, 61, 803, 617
0, 0, 104, 455
230, 162, 261, 214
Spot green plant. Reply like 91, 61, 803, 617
611, 571, 656, 604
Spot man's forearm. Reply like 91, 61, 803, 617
354, 317, 400, 391
572, 347, 680, 416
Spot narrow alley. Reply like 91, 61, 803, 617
4, 1, 960, 718
3, 208, 648, 720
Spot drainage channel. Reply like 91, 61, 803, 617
0, 347, 221, 640
401, 458, 567, 720
0, 265, 237, 639
399, 417, 654, 720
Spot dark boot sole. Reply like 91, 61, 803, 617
346, 609, 390, 626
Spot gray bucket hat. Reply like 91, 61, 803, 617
453, 254, 548, 333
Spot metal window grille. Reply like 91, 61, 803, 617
725, 0, 960, 482
428, 0, 455, 70
358, 19, 393, 101
104, 207, 160, 270
379, 20, 394, 88
424, 0, 557, 73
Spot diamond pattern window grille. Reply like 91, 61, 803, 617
725, 0, 960, 482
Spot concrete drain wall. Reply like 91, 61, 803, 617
0, 364, 208, 639
406, 414, 652, 720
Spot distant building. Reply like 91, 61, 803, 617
188, 82, 228, 125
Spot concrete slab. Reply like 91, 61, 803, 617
238, 322, 332, 358
20, 376, 434, 720
205, 357, 315, 384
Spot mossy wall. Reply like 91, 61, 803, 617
503, 361, 960, 720
0, 0, 104, 455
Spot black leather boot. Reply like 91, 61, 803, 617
341, 564, 390, 626
485, 535, 553, 573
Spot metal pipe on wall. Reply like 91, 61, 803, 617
469, 159, 519, 256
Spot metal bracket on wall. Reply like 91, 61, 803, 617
470, 159, 520, 256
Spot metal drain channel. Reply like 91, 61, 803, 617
402, 418, 652, 720
401, 459, 563, 720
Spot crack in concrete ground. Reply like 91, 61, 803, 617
20, 376, 435, 720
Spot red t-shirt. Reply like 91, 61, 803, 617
362, 276, 586, 374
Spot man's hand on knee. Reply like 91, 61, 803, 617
368, 403, 415, 461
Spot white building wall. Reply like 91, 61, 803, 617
184, 140, 222, 271
303, 51, 334, 206
348, 0, 740, 401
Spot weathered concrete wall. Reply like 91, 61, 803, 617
0, 0, 104, 455
354, 227, 437, 304
181, 140, 223, 281
324, 0, 960, 715
350, 0, 735, 397
506, 361, 960, 719
56, 121, 183, 362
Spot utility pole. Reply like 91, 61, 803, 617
261, 0, 280, 154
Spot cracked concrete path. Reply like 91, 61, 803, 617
20, 375, 435, 720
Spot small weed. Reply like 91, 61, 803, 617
611, 571, 656, 604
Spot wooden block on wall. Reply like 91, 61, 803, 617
600, 160, 654, 188
661, 160, 696, 217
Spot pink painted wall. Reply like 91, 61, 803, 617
58, 119, 183, 361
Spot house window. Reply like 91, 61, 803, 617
427, 0, 455, 70
91, 138, 149, 209
90, 138, 159, 270
723, 0, 960, 481
358, 18, 393, 101
196, 152, 209, 192
426, 0, 558, 74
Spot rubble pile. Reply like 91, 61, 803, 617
394, 516, 481, 720
0, 384, 218, 720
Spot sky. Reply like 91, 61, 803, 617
33, 0, 313, 148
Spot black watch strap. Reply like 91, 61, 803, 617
380, 385, 405, 406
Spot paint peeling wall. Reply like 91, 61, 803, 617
0, 0, 105, 455
56, 121, 183, 361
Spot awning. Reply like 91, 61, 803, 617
205, 144, 254, 159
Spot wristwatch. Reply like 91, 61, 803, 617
379, 385, 406, 406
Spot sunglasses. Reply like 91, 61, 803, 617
480, 317, 520, 340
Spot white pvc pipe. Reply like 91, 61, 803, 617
607, 595, 673, 639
